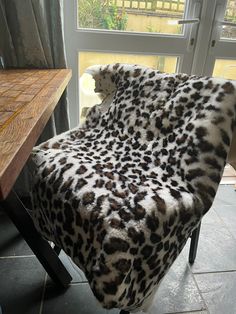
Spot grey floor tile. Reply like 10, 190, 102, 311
42, 283, 119, 314
145, 254, 205, 314
174, 312, 208, 314
0, 212, 33, 257
182, 222, 236, 273
181, 186, 236, 273
201, 208, 222, 226
213, 185, 236, 206
0, 256, 45, 314
195, 271, 236, 314
58, 250, 87, 283
214, 205, 236, 240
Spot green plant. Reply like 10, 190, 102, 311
78, 0, 127, 31
78, 0, 105, 29
102, 2, 128, 30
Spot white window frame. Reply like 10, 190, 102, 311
64, 0, 203, 127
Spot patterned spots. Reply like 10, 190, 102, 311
222, 82, 234, 94
109, 218, 124, 229
192, 81, 203, 90
141, 245, 153, 259
186, 168, 206, 181
146, 212, 159, 232
42, 164, 56, 178
195, 126, 208, 138
198, 140, 214, 152
146, 130, 154, 141
31, 63, 236, 312
76, 165, 87, 174
104, 237, 130, 254
82, 192, 95, 205
152, 195, 166, 215
75, 178, 87, 190
220, 129, 231, 146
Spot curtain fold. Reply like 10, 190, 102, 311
0, 0, 70, 196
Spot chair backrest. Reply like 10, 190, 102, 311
86, 64, 236, 213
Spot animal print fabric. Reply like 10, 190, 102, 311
31, 64, 236, 312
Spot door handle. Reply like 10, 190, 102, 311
168, 1, 201, 51
177, 18, 200, 25
168, 18, 200, 25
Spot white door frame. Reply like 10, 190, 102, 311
64, 0, 203, 127
192, 0, 236, 76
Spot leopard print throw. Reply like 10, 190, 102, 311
30, 64, 236, 312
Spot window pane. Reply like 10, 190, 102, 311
79, 51, 178, 122
221, 0, 236, 40
213, 59, 236, 79
77, 0, 186, 35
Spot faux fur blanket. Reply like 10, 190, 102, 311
31, 64, 236, 312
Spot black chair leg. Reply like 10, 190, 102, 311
189, 222, 201, 264
53, 245, 62, 256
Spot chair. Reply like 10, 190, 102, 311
30, 64, 236, 313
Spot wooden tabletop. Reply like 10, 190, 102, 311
0, 69, 72, 200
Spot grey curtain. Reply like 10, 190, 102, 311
0, 0, 70, 196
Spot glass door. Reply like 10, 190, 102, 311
64, 0, 203, 126
194, 0, 236, 79
211, 0, 236, 80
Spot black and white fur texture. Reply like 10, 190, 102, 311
31, 64, 236, 312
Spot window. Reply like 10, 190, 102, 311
221, 0, 236, 40
64, 0, 236, 127
77, 0, 186, 35
213, 59, 236, 79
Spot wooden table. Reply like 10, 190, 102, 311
0, 69, 72, 287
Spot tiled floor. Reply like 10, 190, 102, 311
1, 185, 236, 314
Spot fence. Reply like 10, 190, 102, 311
112, 0, 185, 13
110, 0, 236, 20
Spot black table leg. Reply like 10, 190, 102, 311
1, 190, 72, 288
189, 222, 201, 264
